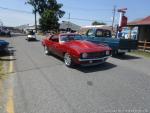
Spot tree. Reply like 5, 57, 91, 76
92, 21, 107, 25
26, 0, 45, 32
26, 0, 48, 15
39, 0, 65, 32
26, 0, 65, 32
39, 9, 60, 32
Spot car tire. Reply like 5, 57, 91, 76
64, 53, 74, 67
44, 46, 50, 55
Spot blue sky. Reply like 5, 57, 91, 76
0, 0, 150, 26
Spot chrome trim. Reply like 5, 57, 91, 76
118, 49, 128, 53
79, 56, 110, 62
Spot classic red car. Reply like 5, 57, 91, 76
42, 33, 112, 67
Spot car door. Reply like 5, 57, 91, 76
48, 35, 59, 55
45, 35, 54, 53
51, 35, 64, 57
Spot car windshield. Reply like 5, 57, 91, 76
28, 31, 35, 35
60, 34, 83, 42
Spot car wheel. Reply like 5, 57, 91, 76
44, 46, 50, 55
64, 53, 74, 67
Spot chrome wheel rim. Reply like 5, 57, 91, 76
64, 53, 71, 66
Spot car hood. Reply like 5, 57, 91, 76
66, 40, 111, 53
0, 40, 9, 46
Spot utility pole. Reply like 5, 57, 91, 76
69, 13, 70, 21
112, 6, 116, 31
67, 13, 70, 32
0, 19, 3, 30
34, 10, 37, 33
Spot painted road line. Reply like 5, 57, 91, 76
6, 55, 15, 113
6, 88, 14, 113
9, 56, 14, 73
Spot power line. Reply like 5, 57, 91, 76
0, 6, 112, 23
0, 6, 32, 14
64, 5, 112, 12
62, 17, 112, 23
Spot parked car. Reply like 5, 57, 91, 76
42, 33, 112, 67
26, 31, 36, 41
0, 40, 9, 52
0, 29, 11, 37
84, 28, 138, 55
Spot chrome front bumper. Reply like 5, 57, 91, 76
118, 49, 128, 53
78, 56, 110, 62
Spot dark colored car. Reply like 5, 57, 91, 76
0, 29, 11, 37
84, 28, 138, 55
0, 40, 9, 52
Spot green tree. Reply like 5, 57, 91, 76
39, 9, 60, 32
26, 0, 46, 32
92, 21, 107, 25
39, 0, 65, 32
26, 0, 46, 14
26, 0, 65, 32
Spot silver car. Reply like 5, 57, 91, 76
27, 31, 36, 41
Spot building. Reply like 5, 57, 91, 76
128, 16, 150, 41
59, 21, 81, 32
80, 25, 112, 35
16, 24, 39, 34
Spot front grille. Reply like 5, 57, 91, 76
87, 52, 106, 59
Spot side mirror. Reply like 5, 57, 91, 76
49, 35, 53, 40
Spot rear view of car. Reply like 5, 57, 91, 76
27, 31, 36, 41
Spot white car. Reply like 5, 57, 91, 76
27, 31, 36, 41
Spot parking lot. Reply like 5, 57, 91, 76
1, 34, 150, 113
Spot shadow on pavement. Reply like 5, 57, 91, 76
0, 49, 16, 61
113, 54, 141, 60
76, 62, 117, 73
47, 54, 117, 73
27, 39, 40, 42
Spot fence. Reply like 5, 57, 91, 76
138, 40, 150, 52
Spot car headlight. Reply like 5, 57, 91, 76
106, 51, 110, 55
82, 53, 88, 58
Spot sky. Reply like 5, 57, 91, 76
0, 0, 150, 27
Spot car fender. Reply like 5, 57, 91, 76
65, 47, 81, 59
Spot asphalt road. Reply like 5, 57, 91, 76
1, 34, 150, 113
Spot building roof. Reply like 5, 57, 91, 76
59, 21, 81, 31
81, 25, 112, 31
128, 16, 150, 26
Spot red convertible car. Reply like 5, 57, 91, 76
42, 33, 112, 67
